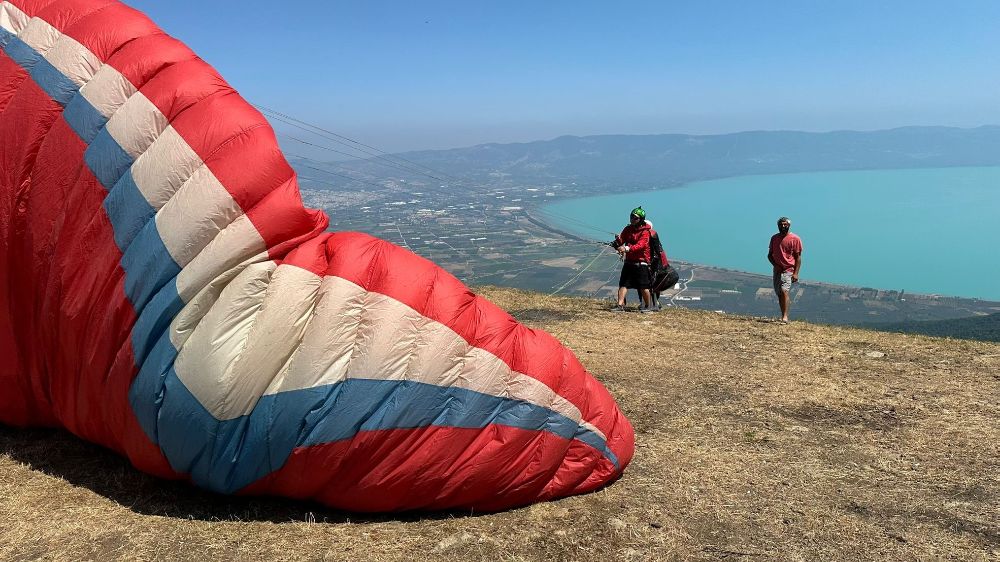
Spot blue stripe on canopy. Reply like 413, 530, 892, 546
144, 372, 619, 494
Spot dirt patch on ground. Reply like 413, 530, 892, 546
772, 402, 903, 432
507, 307, 582, 324
1, 287, 997, 561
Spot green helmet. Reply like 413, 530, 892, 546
630, 206, 646, 220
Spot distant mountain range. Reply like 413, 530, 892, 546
336, 125, 1000, 187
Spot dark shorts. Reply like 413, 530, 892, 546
619, 262, 653, 290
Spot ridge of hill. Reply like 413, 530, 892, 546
1, 287, 997, 561
335, 125, 1000, 186
870, 312, 1000, 342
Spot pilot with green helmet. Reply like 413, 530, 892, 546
611, 206, 654, 312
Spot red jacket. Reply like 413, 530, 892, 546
616, 221, 652, 263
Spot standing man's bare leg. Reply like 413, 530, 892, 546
779, 289, 790, 322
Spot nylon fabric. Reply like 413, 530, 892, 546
0, 0, 634, 512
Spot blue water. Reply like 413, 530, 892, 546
541, 167, 1000, 301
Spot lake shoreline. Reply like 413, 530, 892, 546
536, 166, 1000, 301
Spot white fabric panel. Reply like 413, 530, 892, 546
176, 263, 321, 420
263, 275, 363, 392
168, 256, 261, 351
174, 213, 267, 303
266, 274, 601, 437
105, 93, 169, 160
79, 64, 137, 119
44, 34, 100, 86
0, 2, 29, 34
18, 17, 58, 54
174, 261, 275, 418
129, 124, 200, 209
347, 291, 439, 383
156, 164, 242, 268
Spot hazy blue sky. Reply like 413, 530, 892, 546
122, 1, 1000, 153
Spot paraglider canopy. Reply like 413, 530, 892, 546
0, 0, 634, 511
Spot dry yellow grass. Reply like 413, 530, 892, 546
1, 287, 997, 561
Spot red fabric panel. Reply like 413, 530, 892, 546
41, 153, 129, 445
9, 116, 90, 432
0, 76, 63, 427
138, 59, 228, 123
193, 112, 295, 212
540, 438, 624, 500
103, 34, 197, 93
27, 0, 114, 31
0, 55, 33, 425
55, 2, 159, 61
245, 176, 329, 258
8, 0, 58, 19
0, 53, 29, 112
241, 425, 619, 512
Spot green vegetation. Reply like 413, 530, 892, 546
872, 312, 1000, 343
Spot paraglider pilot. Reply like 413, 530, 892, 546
611, 207, 654, 312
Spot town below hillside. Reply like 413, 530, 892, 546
289, 126, 1000, 342
299, 177, 1000, 342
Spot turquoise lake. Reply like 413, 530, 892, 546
540, 167, 1000, 301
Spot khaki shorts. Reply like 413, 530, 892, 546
773, 271, 793, 293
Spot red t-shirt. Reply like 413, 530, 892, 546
769, 232, 802, 273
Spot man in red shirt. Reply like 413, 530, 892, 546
612, 207, 653, 312
767, 216, 803, 323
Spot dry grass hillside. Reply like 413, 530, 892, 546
1, 287, 997, 561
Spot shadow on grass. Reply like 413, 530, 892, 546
0, 425, 497, 524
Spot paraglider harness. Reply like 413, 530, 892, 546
648, 232, 679, 295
